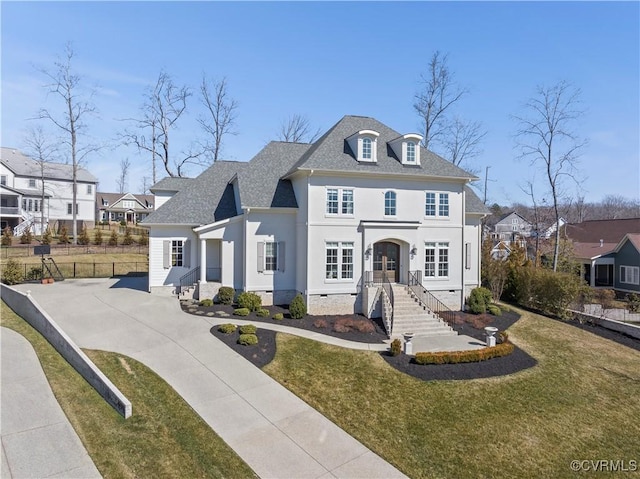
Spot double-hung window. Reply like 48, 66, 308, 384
406, 141, 416, 163
620, 265, 640, 285
425, 192, 449, 218
325, 242, 354, 280
28, 179, 36, 188
67, 203, 78, 215
362, 138, 372, 160
425, 242, 449, 278
265, 242, 278, 271
384, 191, 396, 216
326, 188, 354, 216
163, 239, 190, 269
257, 241, 284, 272
171, 240, 183, 266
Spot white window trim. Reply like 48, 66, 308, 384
325, 187, 355, 217
425, 191, 450, 219
424, 242, 450, 279
620, 265, 640, 285
325, 241, 355, 282
384, 190, 397, 217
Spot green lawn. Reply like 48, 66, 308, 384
1, 302, 256, 479
263, 307, 640, 479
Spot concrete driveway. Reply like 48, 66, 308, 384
13, 278, 406, 479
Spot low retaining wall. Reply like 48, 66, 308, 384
572, 310, 640, 340
1, 284, 132, 418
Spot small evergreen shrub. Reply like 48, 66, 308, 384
77, 226, 90, 245
20, 229, 33, 244
628, 293, 640, 313
414, 342, 515, 365
217, 287, 235, 305
93, 228, 103, 246
58, 225, 70, 244
239, 324, 257, 334
122, 227, 133, 245
289, 293, 307, 319
199, 298, 213, 307
2, 227, 13, 246
273, 313, 284, 321
137, 230, 149, 246
26, 266, 42, 281
468, 287, 492, 314
233, 307, 250, 317
487, 304, 502, 316
1, 259, 23, 285
256, 308, 270, 317
218, 323, 237, 334
390, 338, 402, 356
108, 230, 118, 246
41, 228, 52, 245
237, 291, 262, 311
237, 334, 258, 346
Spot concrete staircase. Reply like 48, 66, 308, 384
389, 284, 457, 338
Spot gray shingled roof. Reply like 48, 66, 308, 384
285, 115, 478, 180
237, 142, 312, 209
0, 147, 98, 183
149, 176, 193, 192
142, 161, 247, 225
465, 186, 490, 214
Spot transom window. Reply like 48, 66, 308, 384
406, 141, 416, 163
425, 242, 449, 278
384, 191, 396, 216
325, 242, 354, 280
620, 265, 639, 285
362, 138, 372, 160
326, 188, 354, 216
425, 192, 449, 218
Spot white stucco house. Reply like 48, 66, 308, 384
0, 147, 98, 235
143, 115, 488, 317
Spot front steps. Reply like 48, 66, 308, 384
389, 284, 457, 338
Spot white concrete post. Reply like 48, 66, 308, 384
485, 326, 498, 347
200, 239, 207, 283
403, 332, 415, 355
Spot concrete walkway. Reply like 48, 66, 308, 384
1, 327, 101, 479
13, 278, 407, 479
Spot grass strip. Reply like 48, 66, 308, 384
263, 307, 640, 479
1, 301, 256, 479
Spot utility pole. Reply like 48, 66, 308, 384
483, 166, 491, 204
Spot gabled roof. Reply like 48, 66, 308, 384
284, 116, 477, 180
572, 242, 618, 260
143, 161, 247, 225
496, 211, 531, 224
0, 147, 98, 183
564, 218, 640, 244
613, 233, 640, 254
97, 192, 155, 209
149, 176, 193, 193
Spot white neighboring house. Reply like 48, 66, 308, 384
143, 115, 488, 318
0, 147, 98, 236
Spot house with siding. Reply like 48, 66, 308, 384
96, 192, 155, 224
143, 115, 488, 324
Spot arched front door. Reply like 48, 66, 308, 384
373, 241, 399, 283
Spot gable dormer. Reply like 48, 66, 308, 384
388, 133, 423, 166
346, 130, 380, 163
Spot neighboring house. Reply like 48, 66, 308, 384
563, 218, 640, 291
143, 115, 489, 316
539, 217, 566, 239
97, 192, 155, 224
492, 211, 533, 241
0, 147, 98, 235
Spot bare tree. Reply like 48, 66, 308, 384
116, 158, 131, 194
277, 114, 321, 143
23, 125, 58, 237
121, 70, 200, 179
36, 43, 98, 244
413, 51, 466, 151
442, 116, 486, 169
139, 176, 151, 195
514, 81, 586, 271
198, 75, 238, 162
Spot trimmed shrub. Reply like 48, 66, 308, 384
487, 304, 502, 316
218, 323, 237, 334
26, 266, 42, 281
1, 227, 12, 246
20, 229, 33, 244
313, 319, 328, 329
237, 292, 262, 311
414, 342, 515, 365
468, 287, 492, 314
256, 308, 270, 317
58, 225, 70, 244
93, 228, 103, 246
333, 317, 375, 333
108, 230, 118, 246
199, 299, 213, 307
217, 287, 235, 305
122, 227, 133, 245
237, 334, 258, 346
273, 313, 284, 321
233, 307, 250, 317
137, 230, 148, 246
390, 338, 402, 356
289, 293, 307, 319
77, 226, 90, 245
41, 228, 52, 245
1, 259, 23, 285
239, 324, 257, 334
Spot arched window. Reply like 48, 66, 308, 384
362, 138, 372, 160
406, 141, 416, 163
384, 191, 396, 216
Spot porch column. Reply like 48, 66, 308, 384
200, 239, 207, 283
590, 260, 596, 287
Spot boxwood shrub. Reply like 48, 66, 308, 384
233, 307, 250, 317
289, 293, 307, 319
217, 287, 235, 305
237, 292, 262, 311
414, 342, 515, 365
256, 308, 270, 317
487, 304, 502, 316
237, 334, 258, 346
468, 287, 493, 314
390, 338, 402, 357
199, 298, 213, 307
273, 313, 284, 321
239, 324, 257, 334
218, 323, 237, 334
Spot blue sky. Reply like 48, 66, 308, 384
2, 1, 638, 206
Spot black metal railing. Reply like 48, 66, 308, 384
178, 266, 200, 294
407, 270, 455, 326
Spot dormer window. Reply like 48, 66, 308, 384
346, 130, 379, 163
388, 133, 423, 165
